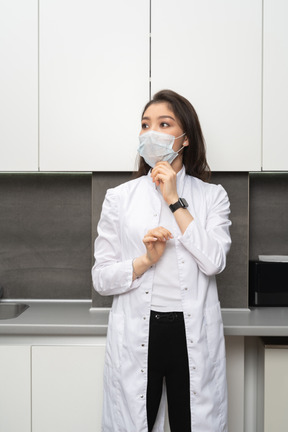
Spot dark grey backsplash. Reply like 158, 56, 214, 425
0, 173, 91, 299
211, 173, 249, 308
1, 171, 286, 307
249, 172, 288, 260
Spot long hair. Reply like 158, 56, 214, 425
134, 89, 211, 182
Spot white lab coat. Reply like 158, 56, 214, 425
92, 169, 232, 432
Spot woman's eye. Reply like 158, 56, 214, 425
141, 123, 149, 129
160, 122, 169, 128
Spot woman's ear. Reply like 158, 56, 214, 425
183, 137, 189, 147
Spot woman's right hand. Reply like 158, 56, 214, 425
132, 227, 173, 280
143, 226, 173, 265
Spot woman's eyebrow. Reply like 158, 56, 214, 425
158, 115, 175, 120
142, 115, 176, 121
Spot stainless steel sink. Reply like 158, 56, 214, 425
0, 302, 29, 320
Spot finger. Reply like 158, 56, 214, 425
151, 166, 175, 183
152, 161, 175, 172
150, 173, 161, 187
143, 235, 158, 243
154, 226, 173, 236
147, 228, 173, 241
154, 161, 171, 169
144, 235, 166, 243
151, 166, 169, 178
151, 172, 168, 186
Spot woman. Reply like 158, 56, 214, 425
92, 89, 231, 432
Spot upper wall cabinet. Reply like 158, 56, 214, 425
0, 0, 38, 171
151, 0, 262, 172
263, 0, 288, 171
39, 0, 149, 172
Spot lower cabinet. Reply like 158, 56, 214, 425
32, 345, 105, 432
0, 346, 31, 432
0, 343, 105, 432
226, 336, 245, 432
264, 344, 288, 432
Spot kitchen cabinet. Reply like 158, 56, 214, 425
0, 346, 31, 432
262, 0, 288, 171
264, 344, 288, 432
0, 0, 38, 171
2, 1, 288, 173
32, 345, 105, 432
39, 0, 149, 172
226, 336, 245, 432
151, 0, 262, 171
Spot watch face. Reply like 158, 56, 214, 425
179, 198, 188, 208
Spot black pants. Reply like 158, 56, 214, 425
146, 310, 191, 432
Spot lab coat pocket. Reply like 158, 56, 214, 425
106, 312, 124, 369
204, 302, 226, 363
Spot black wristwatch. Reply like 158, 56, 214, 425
169, 198, 189, 213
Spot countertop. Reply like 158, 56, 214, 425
1, 300, 288, 337
0, 300, 109, 336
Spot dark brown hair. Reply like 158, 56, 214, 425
134, 89, 211, 182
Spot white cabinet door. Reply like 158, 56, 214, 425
151, 0, 262, 171
0, 0, 38, 171
264, 346, 288, 432
263, 0, 288, 171
0, 346, 31, 432
226, 336, 245, 432
39, 0, 149, 172
32, 345, 105, 432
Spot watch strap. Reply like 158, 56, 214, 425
169, 198, 188, 213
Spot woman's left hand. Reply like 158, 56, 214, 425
151, 161, 179, 205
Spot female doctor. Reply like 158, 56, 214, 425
92, 89, 232, 432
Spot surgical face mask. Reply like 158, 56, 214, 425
137, 130, 186, 167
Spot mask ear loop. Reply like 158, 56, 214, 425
177, 145, 185, 154
175, 132, 186, 140
175, 144, 188, 159
174, 132, 188, 155
176, 135, 189, 159
176, 132, 189, 154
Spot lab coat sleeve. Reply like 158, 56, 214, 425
92, 189, 141, 296
178, 184, 232, 276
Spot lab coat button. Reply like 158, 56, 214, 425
141, 344, 145, 347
